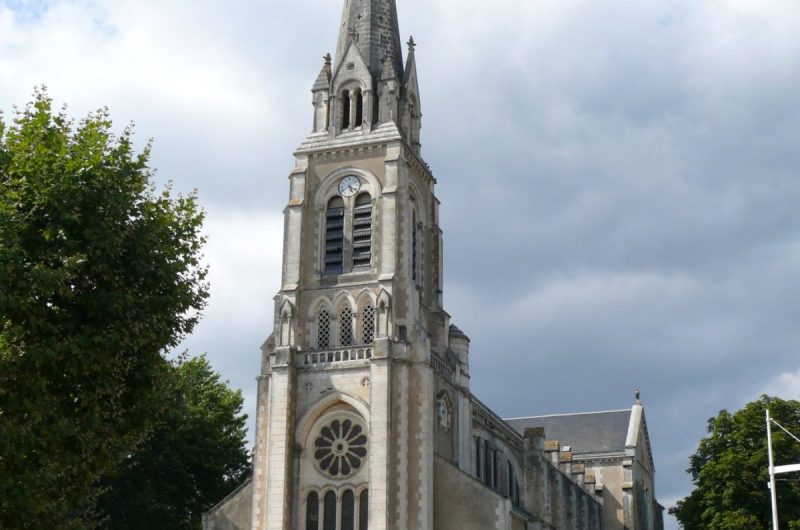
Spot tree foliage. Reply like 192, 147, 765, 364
0, 89, 209, 528
96, 356, 251, 530
671, 396, 800, 530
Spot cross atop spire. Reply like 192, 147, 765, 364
336, 0, 404, 80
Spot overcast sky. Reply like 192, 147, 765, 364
3, 1, 800, 528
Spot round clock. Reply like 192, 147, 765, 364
338, 175, 361, 197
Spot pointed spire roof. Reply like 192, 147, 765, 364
335, 0, 404, 80
312, 53, 333, 92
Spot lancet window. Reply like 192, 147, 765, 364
340, 307, 354, 347
412, 208, 419, 284
362, 305, 375, 345
306, 492, 320, 530
305, 489, 369, 530
317, 309, 332, 350
341, 90, 351, 130
354, 88, 363, 127
323, 491, 337, 530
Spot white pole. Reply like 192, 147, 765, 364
767, 409, 780, 530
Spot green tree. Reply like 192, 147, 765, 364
0, 89, 209, 529
96, 356, 251, 530
671, 396, 800, 530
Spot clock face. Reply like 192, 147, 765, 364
338, 176, 361, 197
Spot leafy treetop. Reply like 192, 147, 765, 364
0, 88, 209, 529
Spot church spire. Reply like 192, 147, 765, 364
335, 0, 404, 80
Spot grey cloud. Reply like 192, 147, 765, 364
4, 1, 800, 529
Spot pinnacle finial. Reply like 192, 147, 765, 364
324, 53, 332, 66
635, 389, 641, 402
407, 36, 416, 52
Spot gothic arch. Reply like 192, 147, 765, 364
314, 166, 381, 209
308, 295, 334, 320
376, 289, 392, 339
295, 391, 370, 447
407, 180, 429, 225
354, 288, 377, 310
332, 291, 357, 313
277, 298, 296, 347
308, 296, 335, 349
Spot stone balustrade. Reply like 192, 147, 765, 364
298, 346, 373, 370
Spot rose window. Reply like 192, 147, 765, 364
314, 419, 368, 478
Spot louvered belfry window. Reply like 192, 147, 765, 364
352, 193, 373, 269
325, 197, 345, 274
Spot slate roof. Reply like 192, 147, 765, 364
504, 410, 632, 456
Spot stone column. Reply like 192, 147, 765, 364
282, 159, 307, 290
363, 90, 373, 128
369, 354, 392, 530
523, 427, 551, 530
350, 91, 358, 130
250, 374, 272, 530
379, 145, 401, 279
263, 347, 297, 530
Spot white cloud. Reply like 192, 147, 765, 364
763, 370, 800, 401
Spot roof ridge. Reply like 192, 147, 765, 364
504, 409, 631, 421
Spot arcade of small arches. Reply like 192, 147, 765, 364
304, 487, 369, 530
313, 302, 376, 351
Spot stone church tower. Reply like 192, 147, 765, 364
249, 1, 446, 529
204, 1, 662, 529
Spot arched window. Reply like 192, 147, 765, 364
354, 88, 363, 127
317, 309, 332, 350
341, 90, 351, 129
340, 307, 353, 347
323, 491, 337, 530
352, 193, 372, 269
325, 197, 345, 275
362, 305, 375, 345
412, 208, 419, 284
306, 492, 320, 530
341, 490, 355, 530
359, 490, 369, 530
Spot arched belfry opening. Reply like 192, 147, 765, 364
354, 88, 364, 127
341, 90, 351, 130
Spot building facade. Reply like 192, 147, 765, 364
203, 1, 662, 529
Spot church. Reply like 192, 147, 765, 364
203, 1, 664, 529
